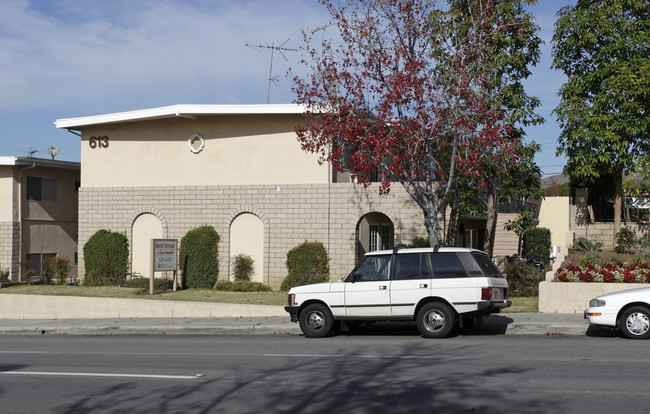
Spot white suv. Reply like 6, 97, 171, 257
285, 246, 511, 338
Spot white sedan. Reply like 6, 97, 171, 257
585, 287, 650, 339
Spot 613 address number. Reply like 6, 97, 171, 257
89, 136, 109, 149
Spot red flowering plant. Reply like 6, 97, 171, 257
292, 0, 542, 246
555, 261, 650, 283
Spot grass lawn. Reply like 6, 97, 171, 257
1, 285, 538, 312
0, 285, 288, 306
508, 296, 538, 313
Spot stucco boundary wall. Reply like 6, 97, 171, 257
539, 280, 649, 314
0, 294, 286, 319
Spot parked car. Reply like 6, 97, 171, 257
285, 245, 511, 338
585, 287, 650, 339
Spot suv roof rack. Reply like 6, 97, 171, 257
392, 244, 408, 254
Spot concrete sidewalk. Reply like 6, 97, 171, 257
0, 312, 593, 336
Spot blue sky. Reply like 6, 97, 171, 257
1, 0, 572, 177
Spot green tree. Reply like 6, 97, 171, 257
552, 0, 650, 233
440, 0, 544, 255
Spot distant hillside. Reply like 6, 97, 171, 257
541, 175, 569, 189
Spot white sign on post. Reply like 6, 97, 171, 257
154, 239, 178, 271
150, 239, 178, 294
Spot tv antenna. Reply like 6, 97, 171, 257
246, 39, 297, 104
24, 147, 38, 158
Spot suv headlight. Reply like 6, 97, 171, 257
589, 298, 606, 307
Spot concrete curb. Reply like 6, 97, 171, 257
0, 314, 592, 336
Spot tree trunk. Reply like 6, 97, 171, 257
446, 208, 458, 246
483, 183, 497, 258
614, 169, 623, 234
424, 208, 440, 247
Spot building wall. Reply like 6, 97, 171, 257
492, 212, 520, 268
0, 167, 17, 277
79, 114, 327, 188
538, 196, 571, 251
76, 183, 426, 289
21, 165, 79, 279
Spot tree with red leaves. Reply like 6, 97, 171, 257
293, 0, 541, 246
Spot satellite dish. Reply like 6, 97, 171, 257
47, 145, 60, 160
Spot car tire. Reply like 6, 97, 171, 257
299, 303, 334, 338
417, 302, 455, 339
619, 306, 650, 339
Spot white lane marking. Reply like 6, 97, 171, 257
0, 351, 48, 354
0, 371, 201, 380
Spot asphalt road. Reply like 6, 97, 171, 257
1, 331, 648, 413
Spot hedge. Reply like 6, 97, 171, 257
83, 230, 129, 286
179, 225, 220, 289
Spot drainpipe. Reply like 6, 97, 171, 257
17, 161, 36, 281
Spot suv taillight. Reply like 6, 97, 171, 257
481, 288, 491, 301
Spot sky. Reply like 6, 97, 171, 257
1, 0, 573, 177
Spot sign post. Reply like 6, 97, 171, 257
150, 239, 179, 295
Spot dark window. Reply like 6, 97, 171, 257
471, 252, 504, 278
26, 177, 58, 201
429, 253, 467, 278
25, 253, 57, 276
457, 253, 485, 277
349, 255, 391, 281
394, 253, 430, 280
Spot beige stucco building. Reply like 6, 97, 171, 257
56, 104, 519, 289
0, 157, 80, 281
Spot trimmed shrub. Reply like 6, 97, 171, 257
231, 253, 255, 281
570, 236, 603, 253
281, 241, 330, 291
504, 260, 545, 297
83, 230, 129, 286
214, 280, 234, 291
41, 258, 54, 285
49, 257, 71, 285
615, 227, 637, 254
232, 280, 271, 292
523, 227, 552, 267
214, 280, 271, 292
124, 277, 173, 291
412, 236, 430, 248
179, 225, 220, 289
0, 269, 9, 282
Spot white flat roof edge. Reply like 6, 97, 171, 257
0, 156, 80, 169
0, 156, 18, 165
55, 104, 307, 129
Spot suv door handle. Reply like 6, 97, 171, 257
420, 284, 428, 288
379, 285, 387, 290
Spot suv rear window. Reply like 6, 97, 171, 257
429, 253, 466, 279
394, 253, 430, 280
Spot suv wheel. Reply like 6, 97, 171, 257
620, 306, 650, 339
417, 302, 455, 339
299, 303, 334, 338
